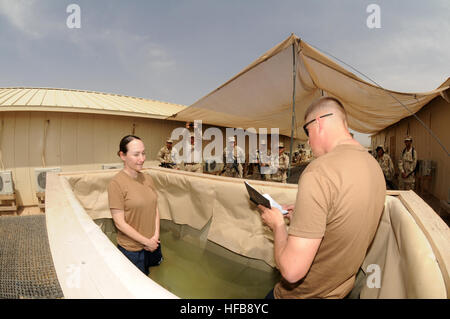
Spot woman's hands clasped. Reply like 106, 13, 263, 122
143, 235, 160, 252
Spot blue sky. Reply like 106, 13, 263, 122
0, 0, 449, 146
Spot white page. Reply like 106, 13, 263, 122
262, 194, 288, 215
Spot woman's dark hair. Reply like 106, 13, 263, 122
118, 135, 142, 156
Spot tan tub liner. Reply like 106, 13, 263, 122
55, 167, 448, 298
65, 168, 298, 267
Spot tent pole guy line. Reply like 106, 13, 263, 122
304, 40, 449, 157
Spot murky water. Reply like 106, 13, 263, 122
95, 218, 280, 298
148, 222, 281, 299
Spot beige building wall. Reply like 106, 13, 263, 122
0, 111, 299, 206
371, 96, 450, 201
0, 111, 188, 206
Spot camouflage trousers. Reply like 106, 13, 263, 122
221, 164, 243, 178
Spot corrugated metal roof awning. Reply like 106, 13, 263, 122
0, 87, 187, 119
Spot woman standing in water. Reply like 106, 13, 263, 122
107, 135, 162, 275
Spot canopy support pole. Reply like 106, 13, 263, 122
288, 41, 297, 179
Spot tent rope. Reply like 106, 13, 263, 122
305, 42, 449, 157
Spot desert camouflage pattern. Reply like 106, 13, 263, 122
157, 146, 179, 168
180, 145, 203, 173
269, 153, 290, 183
221, 145, 245, 178
377, 153, 395, 182
398, 147, 417, 190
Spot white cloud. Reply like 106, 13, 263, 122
0, 1, 446, 105
0, 0, 178, 76
0, 0, 61, 38
68, 29, 176, 74
332, 23, 450, 93
145, 46, 176, 70
0, 0, 39, 37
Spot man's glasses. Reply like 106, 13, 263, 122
303, 113, 334, 137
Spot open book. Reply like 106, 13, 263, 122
244, 181, 288, 215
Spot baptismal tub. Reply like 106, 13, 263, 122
44, 167, 449, 298
93, 217, 281, 299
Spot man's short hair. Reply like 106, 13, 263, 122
304, 97, 348, 123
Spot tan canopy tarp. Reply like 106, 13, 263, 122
174, 34, 450, 140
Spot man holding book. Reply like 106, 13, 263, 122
257, 97, 385, 298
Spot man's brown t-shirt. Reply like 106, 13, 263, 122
274, 143, 386, 298
107, 170, 158, 251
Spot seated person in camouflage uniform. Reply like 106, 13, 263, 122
157, 138, 179, 169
